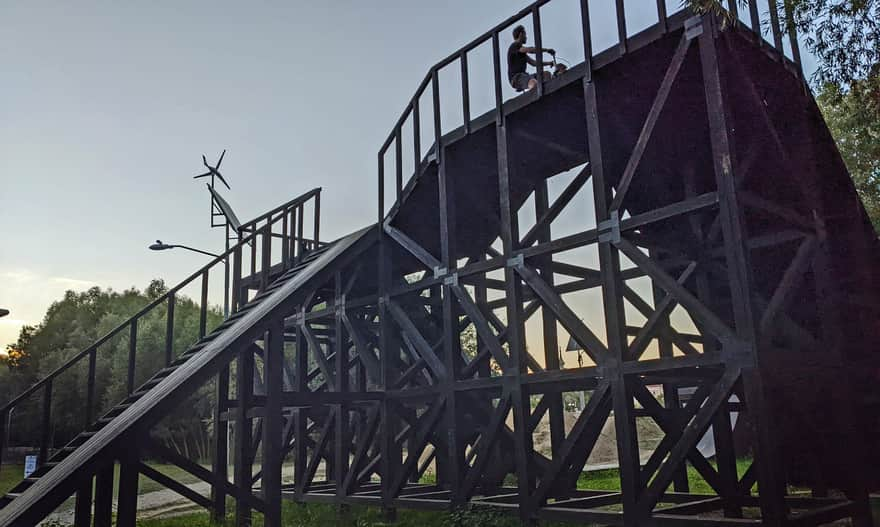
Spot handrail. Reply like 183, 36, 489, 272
0, 227, 261, 416
376, 0, 802, 221
0, 186, 323, 473
237, 187, 321, 234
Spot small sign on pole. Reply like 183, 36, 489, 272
24, 455, 37, 478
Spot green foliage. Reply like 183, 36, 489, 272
686, 0, 879, 87
1, 280, 223, 460
817, 77, 880, 229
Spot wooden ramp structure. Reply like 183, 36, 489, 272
1, 1, 878, 526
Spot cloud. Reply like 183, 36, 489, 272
50, 276, 96, 288
1, 270, 38, 283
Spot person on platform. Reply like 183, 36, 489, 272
507, 24, 556, 92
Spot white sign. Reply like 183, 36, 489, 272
23, 455, 37, 478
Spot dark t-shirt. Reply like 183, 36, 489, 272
507, 42, 527, 80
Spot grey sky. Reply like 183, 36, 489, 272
0, 1, 814, 349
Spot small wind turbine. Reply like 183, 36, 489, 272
193, 149, 231, 190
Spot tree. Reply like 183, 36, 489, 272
817, 77, 880, 229
688, 1, 879, 87
1, 280, 223, 460
688, 0, 880, 228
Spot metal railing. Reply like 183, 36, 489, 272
0, 188, 322, 475
376, 0, 801, 221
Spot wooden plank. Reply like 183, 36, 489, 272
610, 34, 692, 211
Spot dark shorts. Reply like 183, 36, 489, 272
510, 72, 536, 91
510, 72, 551, 91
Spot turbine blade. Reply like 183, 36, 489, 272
194, 172, 211, 179
202, 154, 209, 167
216, 149, 226, 168
217, 173, 231, 190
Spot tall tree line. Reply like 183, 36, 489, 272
688, 0, 880, 229
1, 280, 223, 461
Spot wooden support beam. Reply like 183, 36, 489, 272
262, 320, 284, 527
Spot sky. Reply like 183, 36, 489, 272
0, 1, 814, 352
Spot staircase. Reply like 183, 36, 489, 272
0, 190, 382, 527
0, 243, 334, 513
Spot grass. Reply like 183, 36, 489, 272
0, 464, 24, 495
0, 462, 202, 497
133, 461, 762, 527
133, 502, 565, 527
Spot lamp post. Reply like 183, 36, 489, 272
149, 240, 229, 318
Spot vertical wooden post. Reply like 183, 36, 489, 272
117, 447, 140, 527
584, 74, 640, 524
293, 321, 309, 501
74, 479, 94, 527
212, 366, 230, 521
698, 16, 787, 524
334, 273, 351, 508
263, 320, 284, 527
235, 347, 255, 526
93, 464, 114, 527
496, 98, 533, 524
534, 182, 564, 455
438, 117, 463, 505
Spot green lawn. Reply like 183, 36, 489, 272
135, 462, 760, 527
0, 462, 202, 497
0, 464, 24, 496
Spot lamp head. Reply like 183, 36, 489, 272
149, 240, 173, 251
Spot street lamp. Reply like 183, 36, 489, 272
149, 240, 229, 318
149, 240, 221, 258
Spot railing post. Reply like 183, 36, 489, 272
165, 292, 176, 367
492, 33, 503, 117
39, 379, 52, 466
86, 347, 97, 425
232, 244, 243, 311
580, 0, 594, 81
261, 226, 271, 292
199, 270, 209, 338
460, 52, 470, 133
431, 69, 442, 152
395, 126, 403, 198
615, 0, 628, 55
127, 320, 137, 395
532, 6, 544, 97
295, 205, 304, 262
657, 0, 667, 33
281, 210, 290, 270
378, 150, 386, 224
768, 0, 784, 51
314, 191, 321, 248
783, 0, 801, 67
747, 0, 761, 36
413, 97, 421, 170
